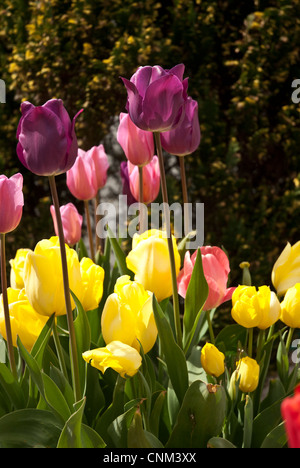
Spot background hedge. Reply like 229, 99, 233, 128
0, 0, 300, 290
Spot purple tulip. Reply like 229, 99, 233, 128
121, 64, 188, 132
160, 97, 201, 156
16, 99, 82, 176
0, 173, 24, 234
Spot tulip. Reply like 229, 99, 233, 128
79, 257, 105, 312
16, 99, 82, 176
177, 246, 235, 311
10, 248, 32, 289
101, 275, 157, 354
23, 236, 84, 317
50, 203, 83, 246
0, 173, 24, 234
121, 64, 188, 132
0, 288, 49, 352
87, 144, 109, 190
127, 157, 160, 205
281, 385, 300, 448
66, 148, 99, 201
280, 283, 300, 329
201, 343, 225, 378
236, 356, 260, 393
117, 112, 154, 166
231, 285, 281, 330
126, 229, 181, 302
272, 241, 300, 297
120, 161, 137, 205
160, 97, 201, 156
82, 341, 142, 378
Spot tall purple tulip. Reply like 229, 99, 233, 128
121, 64, 188, 132
16, 99, 82, 176
160, 97, 201, 156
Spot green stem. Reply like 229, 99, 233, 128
48, 175, 81, 402
256, 329, 265, 363
206, 309, 215, 344
52, 320, 68, 380
138, 165, 146, 234
178, 156, 190, 236
286, 327, 295, 353
248, 328, 253, 358
0, 233, 17, 379
154, 132, 183, 349
84, 200, 95, 262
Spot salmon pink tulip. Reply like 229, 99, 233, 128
117, 113, 154, 166
50, 203, 83, 246
127, 157, 160, 205
0, 173, 24, 234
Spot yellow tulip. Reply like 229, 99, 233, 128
280, 283, 300, 329
231, 285, 281, 329
236, 356, 260, 393
0, 288, 49, 351
79, 257, 105, 311
82, 341, 142, 378
126, 229, 181, 302
201, 343, 225, 377
23, 236, 84, 316
9, 248, 32, 289
101, 275, 157, 354
272, 241, 300, 297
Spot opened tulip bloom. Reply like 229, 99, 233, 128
160, 97, 201, 156
50, 203, 83, 246
201, 343, 225, 378
231, 285, 281, 329
10, 248, 32, 289
117, 112, 154, 166
16, 99, 82, 176
121, 64, 188, 132
126, 229, 181, 302
101, 275, 157, 354
83, 341, 142, 378
272, 241, 300, 297
0, 288, 48, 352
281, 385, 300, 448
280, 283, 300, 329
0, 173, 24, 234
127, 157, 160, 205
177, 246, 235, 310
236, 357, 260, 393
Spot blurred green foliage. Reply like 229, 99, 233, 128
0, 0, 299, 288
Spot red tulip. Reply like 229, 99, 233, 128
0, 173, 24, 234
177, 246, 235, 310
50, 203, 83, 246
281, 385, 300, 448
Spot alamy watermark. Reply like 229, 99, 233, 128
0, 80, 5, 103
291, 339, 300, 364
291, 79, 300, 104
95, 195, 204, 249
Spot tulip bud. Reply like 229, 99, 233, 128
79, 257, 105, 312
0, 173, 24, 234
50, 203, 83, 246
236, 357, 260, 393
66, 149, 99, 201
117, 112, 154, 166
201, 343, 225, 378
127, 157, 160, 205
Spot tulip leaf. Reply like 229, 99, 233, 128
251, 398, 285, 448
183, 248, 208, 355
41, 371, 72, 424
243, 395, 253, 448
106, 225, 134, 279
0, 363, 26, 410
260, 421, 287, 448
207, 437, 237, 448
152, 295, 188, 405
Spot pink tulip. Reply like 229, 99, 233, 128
177, 246, 236, 311
0, 173, 24, 234
121, 64, 188, 132
117, 112, 154, 166
120, 161, 137, 206
160, 97, 201, 156
86, 144, 109, 190
127, 157, 160, 205
50, 203, 83, 246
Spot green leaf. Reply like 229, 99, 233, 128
0, 409, 61, 448
127, 408, 153, 448
260, 422, 287, 448
207, 437, 237, 448
106, 225, 134, 278
41, 372, 72, 424
0, 363, 26, 410
152, 295, 188, 405
183, 248, 209, 355
276, 330, 290, 389
243, 395, 253, 448
251, 398, 285, 448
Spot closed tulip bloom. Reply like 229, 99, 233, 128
82, 341, 142, 378
117, 112, 154, 166
10, 248, 32, 289
231, 285, 281, 329
236, 357, 260, 393
121, 64, 188, 132
16, 99, 82, 176
50, 203, 83, 246
272, 241, 300, 297
101, 275, 157, 354
127, 157, 160, 205
84, 144, 109, 190
160, 97, 201, 156
126, 229, 181, 302
0, 288, 48, 352
0, 173, 24, 234
23, 236, 84, 316
281, 385, 300, 448
201, 343, 225, 378
280, 283, 300, 329
66, 148, 99, 200
79, 257, 105, 312
177, 246, 235, 311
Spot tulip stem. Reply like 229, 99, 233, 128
138, 166, 146, 234
206, 309, 215, 345
48, 175, 81, 402
154, 132, 183, 349
95, 192, 104, 255
0, 233, 17, 379
248, 328, 253, 358
52, 320, 68, 380
178, 156, 190, 236
84, 200, 95, 262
